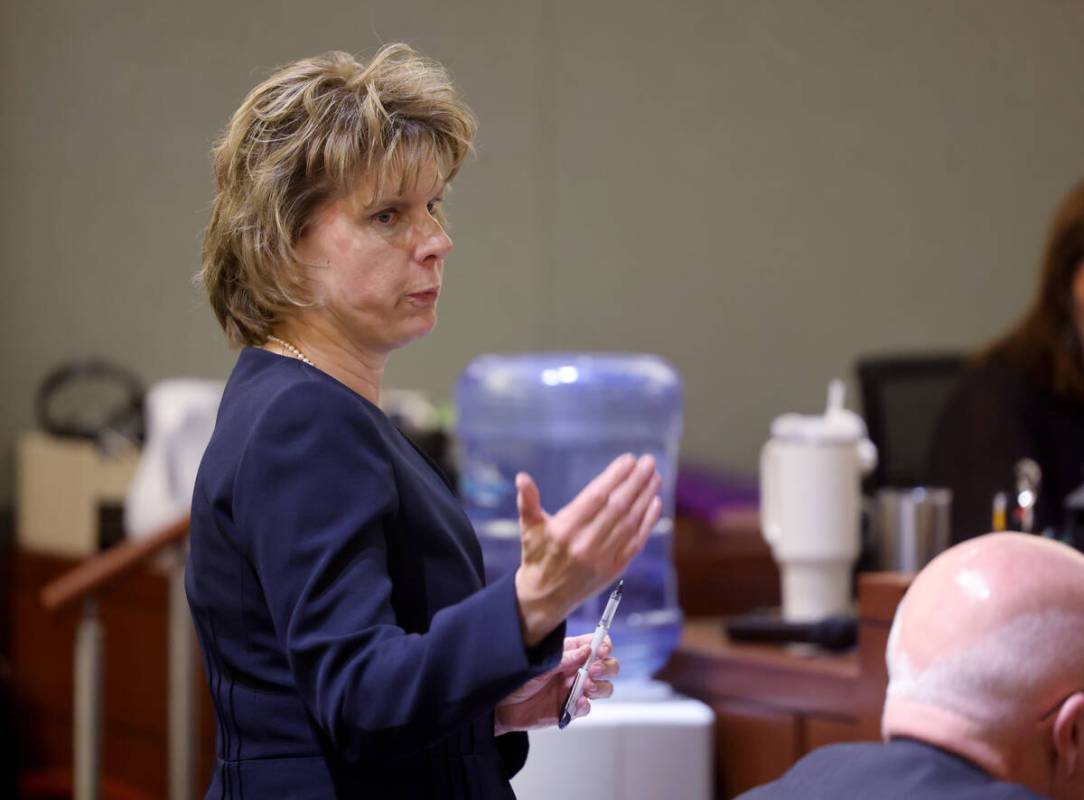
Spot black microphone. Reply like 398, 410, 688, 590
725, 613, 857, 652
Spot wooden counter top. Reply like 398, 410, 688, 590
658, 572, 912, 798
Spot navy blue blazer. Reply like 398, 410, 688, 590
736, 738, 1045, 799
186, 348, 564, 799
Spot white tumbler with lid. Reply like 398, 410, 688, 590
759, 380, 878, 622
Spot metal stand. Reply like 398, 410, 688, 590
73, 597, 103, 800
168, 545, 198, 800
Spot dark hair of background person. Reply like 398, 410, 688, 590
980, 179, 1084, 400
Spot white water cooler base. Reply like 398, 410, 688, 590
511, 683, 714, 800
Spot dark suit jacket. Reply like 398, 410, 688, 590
736, 738, 1045, 799
186, 348, 563, 798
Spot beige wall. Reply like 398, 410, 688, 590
2, 0, 1083, 505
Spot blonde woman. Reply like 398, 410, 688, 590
187, 45, 662, 798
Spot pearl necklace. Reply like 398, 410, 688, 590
267, 335, 314, 366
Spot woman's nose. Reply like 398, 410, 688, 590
415, 217, 453, 265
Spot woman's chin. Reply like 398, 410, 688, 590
394, 315, 438, 348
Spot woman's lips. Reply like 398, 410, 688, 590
407, 289, 440, 307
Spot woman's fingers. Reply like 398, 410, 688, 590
623, 496, 662, 563
563, 632, 596, 651
516, 472, 546, 530
588, 656, 619, 679
584, 678, 614, 700
597, 635, 612, 660
554, 644, 592, 674
556, 454, 637, 531
576, 455, 657, 549
601, 472, 661, 555
564, 635, 613, 668
558, 633, 611, 659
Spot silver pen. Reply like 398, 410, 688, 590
559, 580, 623, 729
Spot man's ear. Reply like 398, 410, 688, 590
1052, 693, 1084, 778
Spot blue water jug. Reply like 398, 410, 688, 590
456, 353, 683, 680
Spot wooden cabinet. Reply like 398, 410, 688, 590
659, 573, 911, 798
7, 549, 216, 798
672, 511, 779, 617
711, 699, 801, 797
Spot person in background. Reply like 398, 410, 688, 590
738, 532, 1084, 799
928, 179, 1084, 542
187, 44, 662, 799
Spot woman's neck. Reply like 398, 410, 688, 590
267, 318, 387, 406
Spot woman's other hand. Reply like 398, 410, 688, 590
514, 454, 661, 646
494, 633, 618, 735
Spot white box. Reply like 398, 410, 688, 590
16, 431, 138, 557
512, 685, 714, 800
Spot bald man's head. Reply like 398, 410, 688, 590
882, 534, 1084, 799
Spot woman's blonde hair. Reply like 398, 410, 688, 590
200, 44, 477, 346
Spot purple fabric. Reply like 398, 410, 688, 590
676, 463, 759, 522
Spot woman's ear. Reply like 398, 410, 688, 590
1052, 692, 1084, 780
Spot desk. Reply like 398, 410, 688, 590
658, 573, 911, 799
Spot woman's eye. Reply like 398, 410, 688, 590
427, 198, 443, 215
373, 209, 398, 225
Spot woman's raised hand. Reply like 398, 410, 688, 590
513, 453, 662, 646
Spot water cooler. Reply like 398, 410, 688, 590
457, 353, 713, 800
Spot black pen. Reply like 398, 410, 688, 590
559, 580, 623, 729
